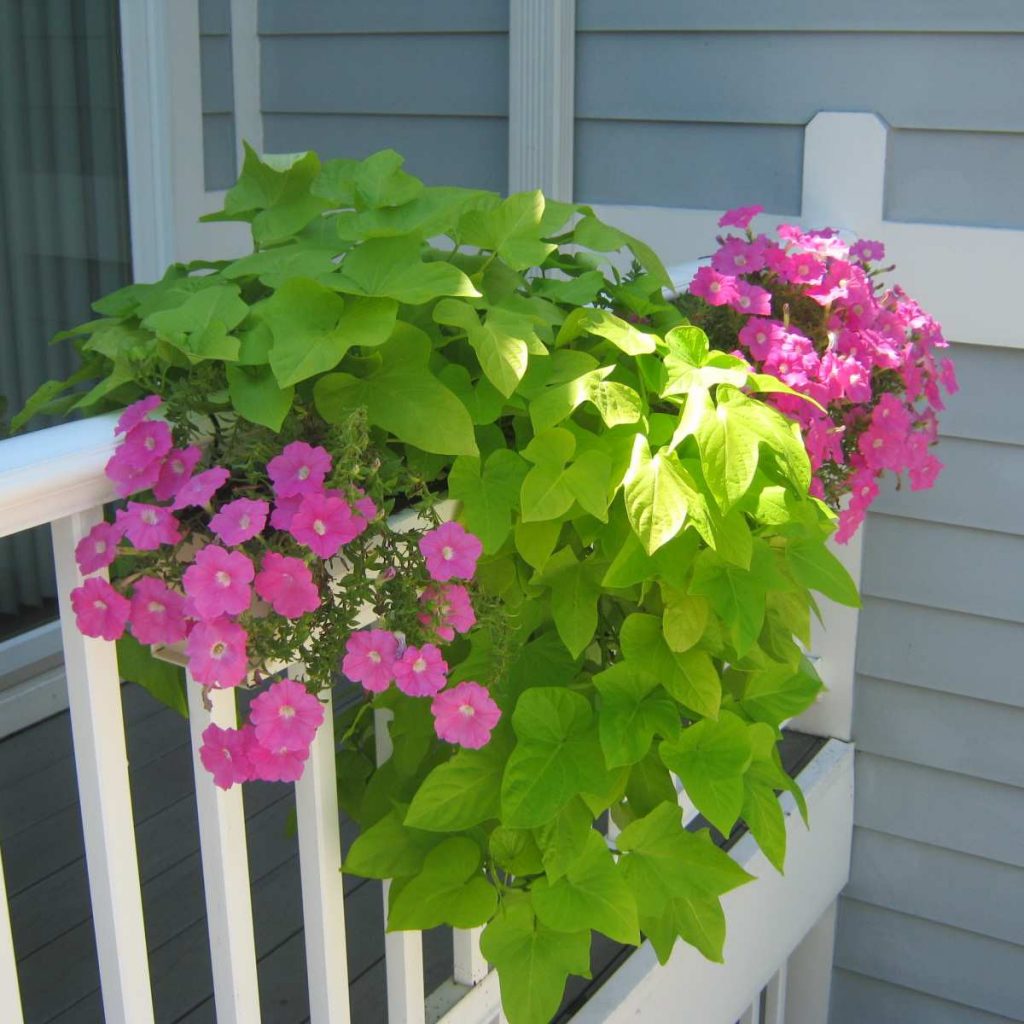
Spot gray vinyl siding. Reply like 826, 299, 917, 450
199, 0, 236, 190
257, 1, 509, 192
573, 9, 1024, 226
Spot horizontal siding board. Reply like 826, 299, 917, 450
262, 113, 508, 192
854, 675, 1024, 786
856, 598, 1024, 708
834, 899, 1024, 1019
870, 435, 1024, 535
576, 33, 1024, 133
260, 35, 508, 117
854, 753, 1024, 868
258, 0, 509, 34
831, 968, 1021, 1024
846, 829, 1024, 946
578, 1, 1024, 33
203, 113, 237, 192
574, 120, 803, 211
199, 35, 234, 114
937, 344, 1024, 443
861, 516, 1024, 623
198, 0, 230, 36
887, 129, 1024, 229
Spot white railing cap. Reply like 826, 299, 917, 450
0, 414, 118, 538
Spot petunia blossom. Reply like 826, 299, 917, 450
71, 577, 130, 641
75, 521, 124, 575
688, 266, 739, 308
418, 583, 475, 642
116, 502, 182, 550
183, 545, 254, 619
115, 395, 162, 435
104, 444, 164, 498
153, 445, 202, 502
210, 498, 269, 546
186, 617, 249, 688
248, 678, 325, 753
199, 723, 252, 790
718, 204, 763, 230
342, 629, 399, 692
729, 280, 772, 317
288, 492, 362, 559
431, 681, 502, 749
267, 441, 331, 498
254, 552, 321, 619
419, 522, 482, 582
129, 577, 189, 645
849, 239, 885, 263
244, 725, 309, 783
171, 466, 231, 510
393, 643, 448, 697
116, 420, 172, 470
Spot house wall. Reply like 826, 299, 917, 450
198, 0, 236, 190
574, 6, 1024, 1021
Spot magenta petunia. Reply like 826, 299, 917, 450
71, 577, 130, 641
689, 266, 739, 308
353, 489, 378, 522
849, 239, 885, 264
74, 521, 124, 575
183, 545, 254, 620
104, 444, 164, 498
430, 681, 501, 749
129, 577, 189, 645
393, 643, 448, 697
269, 492, 304, 531
418, 583, 475, 642
244, 725, 310, 782
153, 445, 202, 502
114, 395, 162, 435
419, 522, 482, 582
116, 502, 182, 550
186, 617, 249, 688
341, 629, 398, 693
171, 466, 231, 510
729, 280, 772, 317
254, 552, 321, 619
288, 492, 361, 559
718, 204, 763, 230
711, 237, 768, 276
210, 498, 269, 546
267, 441, 332, 498
248, 678, 325, 753
199, 723, 253, 790
116, 420, 172, 471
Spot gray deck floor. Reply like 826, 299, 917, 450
1, 683, 821, 1024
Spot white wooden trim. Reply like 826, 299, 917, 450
783, 901, 838, 1024
229, 0, 263, 163
763, 965, 787, 1024
739, 999, 761, 1024
295, 690, 352, 1024
508, 0, 575, 199
186, 678, 262, 1024
0, 665, 67, 741
52, 510, 155, 1024
569, 740, 854, 1024
452, 928, 488, 987
0, 847, 24, 1024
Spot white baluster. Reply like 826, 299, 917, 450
186, 675, 261, 1024
52, 510, 155, 1024
375, 708, 425, 1024
295, 689, 351, 1023
452, 928, 488, 987
0, 845, 24, 1024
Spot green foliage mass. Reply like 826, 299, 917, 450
24, 146, 859, 1024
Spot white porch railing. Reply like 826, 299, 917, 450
0, 415, 853, 1024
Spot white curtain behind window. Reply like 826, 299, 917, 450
0, 0, 132, 622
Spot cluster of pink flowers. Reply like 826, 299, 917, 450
687, 205, 958, 541
342, 521, 501, 750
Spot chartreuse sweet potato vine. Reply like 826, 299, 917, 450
24, 146, 859, 1024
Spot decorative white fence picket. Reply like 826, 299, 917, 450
0, 411, 853, 1024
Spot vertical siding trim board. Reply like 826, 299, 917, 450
229, 0, 262, 161
508, 0, 575, 199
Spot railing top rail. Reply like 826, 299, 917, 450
0, 414, 118, 539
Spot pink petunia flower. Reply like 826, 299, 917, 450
116, 502, 182, 550
254, 552, 320, 619
267, 441, 332, 498
688, 266, 739, 307
849, 239, 885, 263
199, 723, 253, 790
353, 489, 378, 522
431, 681, 501, 749
419, 522, 482, 582
183, 545, 255, 619
104, 444, 164, 498
153, 445, 202, 502
114, 395, 162, 435
186, 617, 249, 688
909, 453, 943, 491
171, 466, 231, 510
244, 724, 309, 782
288, 492, 361, 559
129, 577, 189, 645
269, 492, 305, 531
418, 583, 476, 642
393, 643, 448, 697
729, 279, 773, 316
116, 420, 172, 471
711, 237, 768, 276
342, 629, 399, 693
71, 577, 130, 641
718, 205, 763, 230
210, 498, 269, 546
248, 678, 325, 753
75, 521, 124, 575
